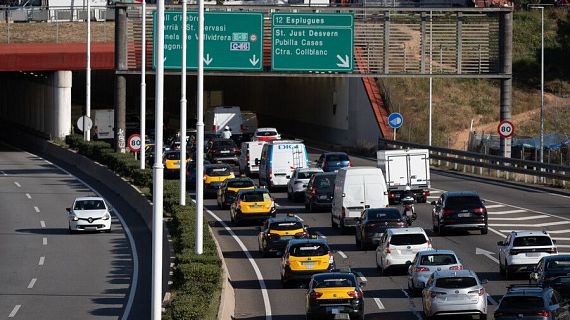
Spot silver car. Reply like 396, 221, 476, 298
407, 249, 463, 296
422, 269, 488, 320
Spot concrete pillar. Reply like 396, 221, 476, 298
114, 4, 128, 153
499, 10, 513, 158
52, 70, 72, 138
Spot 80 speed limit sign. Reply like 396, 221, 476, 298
497, 120, 515, 138
127, 134, 142, 152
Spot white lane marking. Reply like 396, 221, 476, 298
487, 294, 498, 305
27, 278, 37, 289
426, 196, 439, 199
42, 237, 47, 245
14, 181, 21, 187
337, 250, 348, 259
38, 256, 45, 266
488, 227, 506, 238
490, 221, 570, 227
548, 193, 570, 199
34, 206, 40, 213
429, 190, 442, 194
487, 209, 527, 215
40, 221, 46, 228
201, 202, 272, 320
25, 193, 31, 199
374, 297, 385, 310
485, 204, 505, 209
315, 231, 327, 239
274, 203, 280, 207
30, 155, 139, 320
356, 272, 367, 283
499, 229, 570, 235
476, 248, 499, 264
8, 305, 21, 318
489, 215, 548, 221
554, 245, 570, 248
552, 238, 570, 241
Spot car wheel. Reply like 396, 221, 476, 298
105, 228, 112, 233
424, 312, 433, 320
68, 225, 75, 234
287, 189, 292, 201
218, 200, 222, 209
309, 201, 315, 213
438, 224, 446, 236
305, 314, 313, 320
360, 237, 367, 251
505, 263, 512, 280
481, 227, 488, 235
331, 215, 338, 229
499, 259, 506, 276
480, 314, 487, 320
340, 219, 348, 235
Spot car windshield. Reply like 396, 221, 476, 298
420, 254, 458, 266
74, 200, 105, 210
205, 166, 231, 176
290, 244, 328, 257
390, 234, 427, 246
435, 277, 478, 289
368, 209, 401, 220
499, 296, 544, 310
298, 171, 319, 179
257, 131, 277, 137
213, 140, 237, 148
547, 260, 570, 272
227, 180, 254, 188
513, 236, 553, 247
270, 221, 304, 231
314, 276, 356, 288
326, 154, 349, 162
165, 152, 189, 160
315, 176, 334, 190
241, 192, 269, 202
445, 196, 483, 209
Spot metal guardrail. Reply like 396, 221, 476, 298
378, 138, 570, 185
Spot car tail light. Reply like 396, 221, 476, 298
295, 231, 309, 238
449, 265, 464, 270
232, 147, 240, 153
469, 288, 485, 296
429, 291, 446, 298
328, 252, 334, 265
268, 169, 272, 180
212, 124, 216, 132
349, 161, 352, 167
385, 244, 391, 254
546, 247, 558, 254
415, 267, 430, 272
309, 291, 323, 300
284, 254, 290, 267
473, 207, 486, 214
348, 290, 363, 298
389, 193, 396, 199
310, 186, 316, 195
537, 310, 551, 317
422, 191, 430, 196
442, 209, 455, 216
240, 124, 245, 133
427, 240, 432, 248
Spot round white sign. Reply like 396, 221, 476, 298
497, 120, 515, 138
127, 134, 142, 152
76, 116, 93, 132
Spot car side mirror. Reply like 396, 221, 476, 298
354, 217, 361, 223
342, 193, 346, 198
553, 240, 557, 244
481, 279, 488, 284
430, 201, 436, 206
66, 208, 71, 212
405, 261, 412, 267
304, 224, 310, 229
359, 281, 367, 288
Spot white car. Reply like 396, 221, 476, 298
67, 197, 112, 233
376, 227, 432, 275
498, 230, 557, 279
287, 167, 323, 201
253, 127, 281, 142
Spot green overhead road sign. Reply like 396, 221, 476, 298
271, 13, 354, 72
153, 11, 263, 71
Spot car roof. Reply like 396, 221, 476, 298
509, 230, 551, 237
444, 191, 480, 197
313, 172, 337, 177
505, 285, 549, 296
256, 127, 278, 132
366, 207, 401, 213
225, 177, 254, 183
417, 249, 457, 256
433, 269, 476, 278
296, 167, 323, 172
543, 254, 570, 262
268, 217, 302, 224
268, 139, 303, 144
204, 163, 232, 169
237, 188, 269, 195
322, 152, 348, 156
74, 196, 104, 202
312, 272, 356, 281
387, 227, 427, 235
288, 238, 328, 246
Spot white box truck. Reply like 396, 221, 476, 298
93, 109, 114, 140
205, 106, 243, 136
377, 149, 431, 203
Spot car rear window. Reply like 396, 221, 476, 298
206, 166, 232, 176
314, 276, 356, 288
227, 180, 254, 188
241, 192, 269, 202
290, 244, 329, 257
389, 234, 428, 246
369, 209, 401, 220
270, 221, 304, 231
213, 140, 237, 148
298, 171, 319, 179
326, 154, 349, 162
435, 277, 478, 289
74, 200, 106, 210
445, 196, 483, 209
499, 296, 544, 310
165, 152, 188, 160
513, 236, 553, 247
314, 176, 334, 190
257, 131, 277, 137
547, 260, 570, 272
420, 254, 458, 266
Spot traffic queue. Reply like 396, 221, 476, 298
152, 125, 570, 320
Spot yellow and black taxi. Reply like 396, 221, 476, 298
230, 188, 276, 225
216, 177, 256, 209
280, 237, 335, 287
163, 150, 191, 177
203, 164, 235, 197
305, 271, 365, 320
258, 214, 310, 257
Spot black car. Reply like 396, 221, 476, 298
431, 191, 488, 236
304, 172, 336, 213
494, 284, 570, 320
306, 272, 365, 320
316, 152, 351, 172
216, 177, 256, 209
354, 208, 407, 250
532, 255, 570, 299
207, 138, 240, 164
185, 159, 211, 189
257, 215, 309, 257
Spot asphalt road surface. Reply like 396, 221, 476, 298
204, 146, 570, 320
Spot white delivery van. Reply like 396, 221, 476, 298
331, 167, 389, 232
205, 106, 243, 136
93, 109, 114, 140
239, 140, 266, 176
377, 149, 430, 203
258, 140, 309, 189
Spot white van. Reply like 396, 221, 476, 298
205, 106, 243, 136
331, 167, 389, 232
239, 140, 266, 176
258, 140, 309, 189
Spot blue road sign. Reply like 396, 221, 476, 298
388, 113, 403, 129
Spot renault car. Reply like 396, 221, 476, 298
67, 197, 112, 233
258, 214, 309, 257
280, 238, 335, 287
306, 272, 365, 320
230, 188, 276, 225
203, 164, 234, 197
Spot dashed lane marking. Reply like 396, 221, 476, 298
25, 193, 31, 199
14, 181, 21, 187
374, 298, 385, 310
485, 204, 505, 209
489, 215, 548, 221
8, 305, 21, 318
490, 221, 570, 228
42, 237, 47, 246
40, 221, 46, 228
487, 209, 527, 215
337, 251, 348, 259
34, 206, 40, 213
27, 278, 37, 289
315, 231, 327, 239
38, 256, 45, 266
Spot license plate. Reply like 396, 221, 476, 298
280, 236, 293, 240
526, 252, 540, 257
220, 150, 230, 154
458, 213, 471, 217
302, 262, 315, 269
329, 308, 341, 314
319, 195, 328, 200
251, 205, 262, 208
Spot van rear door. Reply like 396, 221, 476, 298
344, 174, 365, 217
408, 153, 429, 188
387, 155, 408, 188
364, 174, 387, 208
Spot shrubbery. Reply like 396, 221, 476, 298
64, 135, 222, 320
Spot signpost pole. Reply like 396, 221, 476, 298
180, 0, 187, 206
394, 128, 396, 141
195, 0, 205, 255
140, 0, 146, 170
152, 0, 165, 316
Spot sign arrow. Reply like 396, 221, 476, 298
475, 247, 499, 264
204, 53, 213, 66
249, 54, 259, 66
336, 54, 350, 68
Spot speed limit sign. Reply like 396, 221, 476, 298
127, 134, 142, 152
497, 120, 515, 138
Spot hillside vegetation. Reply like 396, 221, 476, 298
381, 8, 570, 148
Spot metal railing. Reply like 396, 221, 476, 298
378, 138, 570, 186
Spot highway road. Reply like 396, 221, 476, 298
205, 146, 570, 320
0, 143, 141, 320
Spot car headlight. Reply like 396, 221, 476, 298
102, 213, 110, 220
71, 215, 79, 221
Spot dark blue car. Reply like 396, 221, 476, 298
316, 152, 351, 172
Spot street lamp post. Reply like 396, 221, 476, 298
85, 0, 91, 142
140, 0, 146, 170
180, 0, 187, 206
530, 5, 545, 163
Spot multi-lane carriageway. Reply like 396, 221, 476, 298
205, 146, 570, 320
